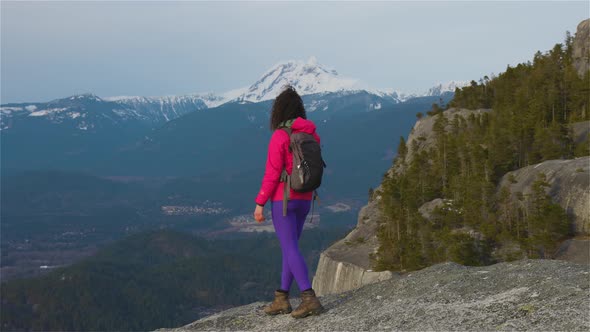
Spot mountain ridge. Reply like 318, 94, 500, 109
1, 57, 465, 129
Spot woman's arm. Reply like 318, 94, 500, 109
255, 130, 288, 206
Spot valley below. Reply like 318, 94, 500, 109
0, 170, 362, 282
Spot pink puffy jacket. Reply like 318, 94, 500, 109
255, 117, 321, 206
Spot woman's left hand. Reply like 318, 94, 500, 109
254, 205, 265, 223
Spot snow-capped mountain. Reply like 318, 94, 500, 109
228, 57, 467, 104
102, 94, 209, 121
366, 88, 420, 103
233, 57, 361, 103
425, 81, 469, 97
0, 93, 209, 131
105, 57, 374, 108
104, 87, 246, 109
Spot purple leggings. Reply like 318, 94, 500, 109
271, 199, 312, 292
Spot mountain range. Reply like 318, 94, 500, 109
0, 57, 465, 131
0, 57, 463, 183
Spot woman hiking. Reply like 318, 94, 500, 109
253, 85, 325, 319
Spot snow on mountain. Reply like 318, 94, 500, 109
0, 106, 27, 115
234, 56, 362, 103
64, 93, 103, 103
227, 57, 465, 104
101, 57, 385, 108
1, 92, 210, 131
103, 88, 245, 109
104, 94, 205, 108
196, 87, 248, 107
425, 81, 469, 97
366, 88, 419, 103
28, 107, 69, 117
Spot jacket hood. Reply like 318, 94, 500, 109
290, 117, 317, 134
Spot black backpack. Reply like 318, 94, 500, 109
279, 127, 326, 217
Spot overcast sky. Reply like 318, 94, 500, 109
1, 1, 588, 103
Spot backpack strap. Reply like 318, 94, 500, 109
308, 190, 319, 224
282, 170, 290, 217
280, 127, 292, 217
282, 127, 292, 136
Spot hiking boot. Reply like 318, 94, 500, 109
291, 288, 324, 318
263, 290, 292, 315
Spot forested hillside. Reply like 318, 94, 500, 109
1, 228, 347, 331
373, 28, 589, 272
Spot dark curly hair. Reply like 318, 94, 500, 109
270, 85, 306, 130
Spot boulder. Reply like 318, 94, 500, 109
498, 157, 590, 235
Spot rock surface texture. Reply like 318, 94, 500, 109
155, 259, 590, 332
573, 19, 590, 78
554, 238, 590, 265
311, 200, 394, 296
402, 108, 491, 168
498, 157, 590, 235
572, 121, 590, 145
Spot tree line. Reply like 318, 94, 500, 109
372, 31, 588, 272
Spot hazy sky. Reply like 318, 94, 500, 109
1, 1, 588, 103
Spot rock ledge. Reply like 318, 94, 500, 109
155, 259, 590, 332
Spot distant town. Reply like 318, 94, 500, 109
161, 200, 230, 216
226, 214, 320, 233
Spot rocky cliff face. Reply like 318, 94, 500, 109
155, 259, 589, 332
572, 120, 590, 145
403, 108, 491, 166
311, 200, 394, 296
498, 157, 590, 235
573, 19, 590, 78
